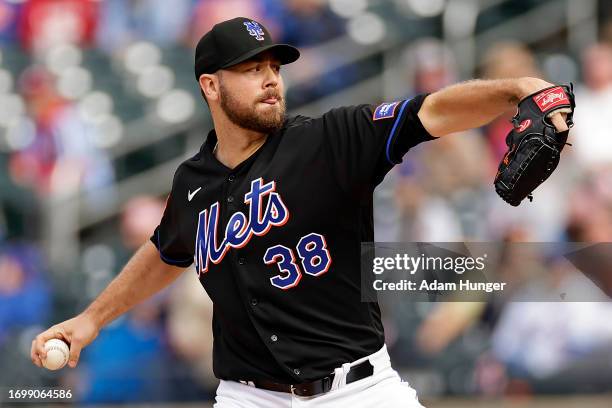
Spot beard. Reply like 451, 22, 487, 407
219, 81, 286, 134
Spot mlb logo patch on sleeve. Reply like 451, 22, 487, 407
373, 101, 401, 121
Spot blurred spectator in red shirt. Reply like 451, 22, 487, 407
8, 66, 115, 209
9, 67, 66, 194
480, 42, 542, 161
185, 0, 270, 48
18, 0, 99, 53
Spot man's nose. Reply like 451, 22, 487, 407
263, 67, 279, 88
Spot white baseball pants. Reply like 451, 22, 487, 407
213, 344, 425, 407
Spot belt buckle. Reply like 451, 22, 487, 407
290, 384, 297, 395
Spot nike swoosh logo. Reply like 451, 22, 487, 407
187, 187, 202, 202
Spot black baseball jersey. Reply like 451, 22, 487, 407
150, 94, 437, 383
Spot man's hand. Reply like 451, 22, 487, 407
518, 77, 569, 132
494, 82, 575, 206
31, 313, 100, 369
550, 113, 569, 132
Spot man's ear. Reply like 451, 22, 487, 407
199, 73, 219, 102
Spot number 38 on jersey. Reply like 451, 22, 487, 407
264, 233, 332, 290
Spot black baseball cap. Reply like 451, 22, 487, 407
194, 17, 300, 80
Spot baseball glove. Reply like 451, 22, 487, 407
494, 84, 575, 206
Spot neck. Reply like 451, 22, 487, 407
212, 112, 269, 169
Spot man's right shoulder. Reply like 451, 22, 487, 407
170, 149, 205, 184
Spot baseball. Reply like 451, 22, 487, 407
42, 339, 69, 371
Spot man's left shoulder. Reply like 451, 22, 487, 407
283, 114, 313, 131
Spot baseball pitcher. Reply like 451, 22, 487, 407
31, 17, 575, 407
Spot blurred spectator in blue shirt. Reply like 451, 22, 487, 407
76, 295, 172, 403
0, 242, 51, 347
75, 195, 173, 403
97, 0, 192, 53
0, 0, 21, 45
277, 0, 344, 47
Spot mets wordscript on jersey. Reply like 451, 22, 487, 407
194, 177, 333, 290
194, 178, 289, 275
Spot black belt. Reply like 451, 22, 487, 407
243, 360, 374, 397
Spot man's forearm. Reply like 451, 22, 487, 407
82, 241, 185, 329
418, 77, 555, 137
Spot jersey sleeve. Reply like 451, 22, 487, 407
149, 168, 194, 268
321, 93, 438, 186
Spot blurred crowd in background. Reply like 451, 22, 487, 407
2, 0, 612, 404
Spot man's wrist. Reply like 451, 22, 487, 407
515, 77, 555, 101
81, 308, 105, 331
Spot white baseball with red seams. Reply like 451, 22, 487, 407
43, 339, 70, 371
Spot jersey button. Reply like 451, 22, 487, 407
238, 258, 246, 265
227, 196, 234, 203
250, 298, 258, 306
228, 175, 235, 182
270, 334, 278, 342
293, 368, 301, 375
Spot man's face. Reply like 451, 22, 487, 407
216, 52, 286, 134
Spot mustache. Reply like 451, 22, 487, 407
258, 92, 283, 102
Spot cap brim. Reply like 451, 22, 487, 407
220, 44, 300, 70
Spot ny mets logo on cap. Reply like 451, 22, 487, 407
244, 20, 265, 41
